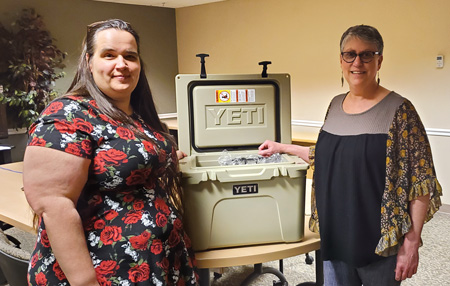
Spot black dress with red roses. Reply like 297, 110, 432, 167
27, 96, 198, 286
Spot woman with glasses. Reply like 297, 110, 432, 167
24, 19, 197, 285
259, 24, 442, 285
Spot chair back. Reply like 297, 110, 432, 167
0, 229, 31, 286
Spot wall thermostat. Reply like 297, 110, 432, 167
436, 55, 444, 68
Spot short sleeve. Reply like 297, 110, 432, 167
27, 98, 95, 159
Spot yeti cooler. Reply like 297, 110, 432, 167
176, 71, 309, 251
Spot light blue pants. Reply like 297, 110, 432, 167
323, 255, 401, 286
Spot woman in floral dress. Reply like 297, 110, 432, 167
24, 19, 197, 285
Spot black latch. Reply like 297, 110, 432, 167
258, 61, 272, 78
196, 53, 209, 79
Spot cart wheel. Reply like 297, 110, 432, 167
213, 272, 222, 280
273, 280, 287, 286
305, 253, 314, 265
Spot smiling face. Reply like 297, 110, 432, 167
340, 36, 382, 91
88, 28, 141, 114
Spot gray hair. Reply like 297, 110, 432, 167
340, 25, 384, 54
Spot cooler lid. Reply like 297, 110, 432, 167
175, 73, 291, 155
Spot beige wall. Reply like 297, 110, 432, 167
176, 0, 450, 205
1, 0, 179, 114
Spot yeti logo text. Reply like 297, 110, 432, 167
207, 107, 264, 125
233, 184, 258, 195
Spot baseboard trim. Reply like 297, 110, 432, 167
439, 204, 450, 214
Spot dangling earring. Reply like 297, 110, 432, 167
341, 71, 344, 87
377, 71, 380, 85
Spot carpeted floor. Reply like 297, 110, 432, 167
2, 211, 448, 286
206, 211, 450, 286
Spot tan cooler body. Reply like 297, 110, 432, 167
176, 73, 309, 251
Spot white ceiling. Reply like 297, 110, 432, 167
93, 0, 225, 8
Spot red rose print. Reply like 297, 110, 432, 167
35, 272, 48, 286
42, 101, 63, 115
54, 120, 77, 134
158, 149, 167, 163
134, 120, 143, 131
155, 212, 168, 228
89, 100, 99, 109
143, 141, 157, 155
155, 197, 171, 215
157, 257, 170, 272
184, 232, 192, 248
85, 107, 96, 117
133, 200, 145, 210
151, 239, 163, 255
41, 229, 50, 248
98, 276, 112, 286
98, 114, 118, 126
99, 149, 128, 166
174, 254, 181, 270
130, 231, 151, 250
190, 256, 197, 268
154, 132, 166, 142
89, 194, 103, 206
95, 260, 119, 279
28, 123, 37, 135
173, 218, 183, 231
123, 194, 135, 202
116, 126, 135, 140
94, 219, 106, 230
177, 278, 186, 286
128, 262, 150, 282
81, 140, 92, 155
73, 118, 94, 134
122, 210, 143, 224
30, 137, 47, 147
53, 261, 67, 280
83, 216, 98, 231
144, 180, 156, 190
65, 142, 83, 156
30, 253, 39, 268
104, 210, 119, 221
126, 168, 151, 185
168, 229, 180, 248
100, 226, 122, 245
97, 136, 105, 147
92, 157, 108, 174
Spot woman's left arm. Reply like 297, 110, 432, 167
395, 194, 430, 281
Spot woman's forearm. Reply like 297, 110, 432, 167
283, 144, 311, 163
42, 200, 99, 286
405, 194, 430, 244
395, 194, 430, 281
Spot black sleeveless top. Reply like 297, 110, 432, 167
315, 92, 404, 267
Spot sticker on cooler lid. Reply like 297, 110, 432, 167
216, 90, 231, 103
247, 89, 255, 102
215, 89, 256, 103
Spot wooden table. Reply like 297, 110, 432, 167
195, 220, 322, 286
0, 162, 34, 233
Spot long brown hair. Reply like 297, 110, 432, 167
66, 19, 184, 214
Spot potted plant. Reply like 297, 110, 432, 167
0, 8, 66, 130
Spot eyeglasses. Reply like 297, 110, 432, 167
341, 51, 381, 63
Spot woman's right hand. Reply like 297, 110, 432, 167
258, 140, 284, 157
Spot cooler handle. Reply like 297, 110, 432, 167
212, 166, 301, 182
